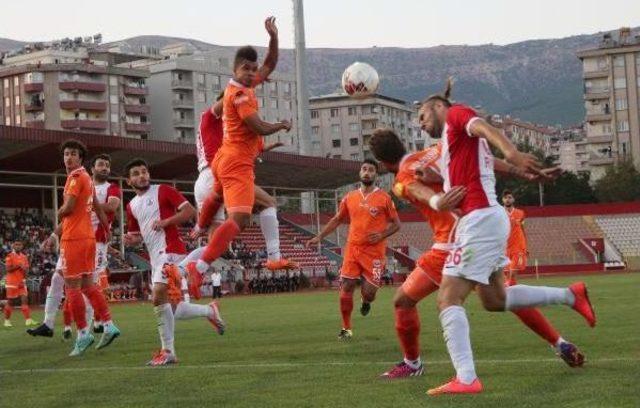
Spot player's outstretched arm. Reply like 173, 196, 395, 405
257, 16, 279, 83
494, 159, 561, 183
306, 215, 343, 248
406, 182, 466, 212
243, 114, 291, 136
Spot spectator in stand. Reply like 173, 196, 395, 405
212, 270, 222, 299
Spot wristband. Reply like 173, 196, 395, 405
429, 194, 442, 211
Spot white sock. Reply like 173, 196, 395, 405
154, 303, 175, 355
64, 325, 72, 331
505, 285, 575, 310
196, 259, 210, 274
44, 272, 64, 329
179, 247, 206, 275
174, 301, 212, 320
440, 305, 477, 384
404, 357, 422, 369
260, 207, 281, 261
83, 294, 94, 327
181, 278, 190, 303
555, 336, 567, 349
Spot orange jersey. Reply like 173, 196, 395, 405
219, 77, 263, 164
61, 167, 95, 241
506, 207, 527, 252
4, 252, 28, 287
337, 187, 398, 248
392, 145, 457, 248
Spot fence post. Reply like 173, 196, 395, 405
52, 175, 58, 226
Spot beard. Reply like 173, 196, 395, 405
360, 179, 373, 186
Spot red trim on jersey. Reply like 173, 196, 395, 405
95, 182, 121, 243
199, 109, 223, 165
158, 184, 188, 255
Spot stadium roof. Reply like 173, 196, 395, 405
0, 126, 362, 190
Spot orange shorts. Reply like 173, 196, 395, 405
6, 284, 27, 299
98, 272, 110, 291
60, 239, 96, 279
341, 244, 385, 287
507, 251, 527, 272
402, 248, 448, 302
213, 153, 255, 214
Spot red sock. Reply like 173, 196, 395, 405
82, 284, 111, 323
395, 306, 421, 361
512, 308, 560, 346
198, 194, 222, 229
21, 304, 31, 319
339, 290, 354, 330
4, 304, 12, 320
63, 299, 73, 326
66, 287, 87, 331
201, 219, 240, 264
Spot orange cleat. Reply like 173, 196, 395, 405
569, 282, 596, 327
265, 258, 298, 271
186, 262, 204, 300
427, 377, 483, 396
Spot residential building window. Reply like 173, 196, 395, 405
597, 57, 607, 69
381, 106, 386, 115
310, 110, 319, 119
349, 123, 360, 132
197, 73, 205, 85
109, 76, 118, 86
285, 100, 292, 110
350, 153, 359, 160
602, 123, 612, 134
312, 141, 320, 150
110, 95, 118, 104
111, 113, 118, 122
614, 78, 626, 89
196, 91, 205, 103
330, 108, 340, 118
349, 137, 359, 146
3, 79, 9, 89
613, 55, 625, 67
14, 95, 20, 105
15, 115, 20, 126
212, 76, 221, 89
270, 99, 278, 109
4, 97, 9, 108
331, 124, 340, 134
332, 139, 341, 148
617, 120, 629, 132
622, 142, 627, 156
140, 97, 146, 104
311, 126, 319, 135
333, 154, 342, 159
348, 107, 357, 116
615, 98, 627, 111
269, 82, 277, 93
13, 77, 19, 87
283, 82, 291, 94
5, 117, 10, 125
258, 98, 265, 108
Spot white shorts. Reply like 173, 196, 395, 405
443, 205, 510, 285
151, 253, 186, 285
194, 167, 225, 223
95, 242, 109, 277
55, 256, 63, 271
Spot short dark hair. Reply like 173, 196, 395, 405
124, 158, 149, 177
234, 46, 258, 69
91, 153, 111, 168
369, 128, 406, 164
422, 77, 454, 108
502, 189, 513, 198
60, 139, 88, 161
361, 159, 379, 172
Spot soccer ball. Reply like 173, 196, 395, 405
341, 62, 379, 98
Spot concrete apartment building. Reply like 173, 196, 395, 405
308, 93, 421, 161
0, 39, 152, 138
577, 27, 640, 180
146, 44, 298, 151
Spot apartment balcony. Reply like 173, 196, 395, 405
171, 79, 193, 89
59, 81, 106, 93
124, 86, 148, 95
24, 120, 45, 129
588, 134, 613, 143
60, 100, 107, 111
24, 102, 44, 112
583, 69, 609, 79
124, 104, 150, 114
24, 83, 43, 93
60, 119, 108, 130
173, 118, 194, 128
125, 123, 152, 133
586, 112, 612, 122
584, 90, 610, 100
588, 153, 615, 166
172, 99, 194, 109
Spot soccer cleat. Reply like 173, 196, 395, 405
146, 349, 178, 366
427, 377, 483, 396
63, 327, 72, 341
265, 259, 298, 271
25, 318, 38, 327
93, 324, 104, 334
4, 320, 12, 328
27, 323, 53, 337
360, 302, 371, 316
69, 333, 95, 357
96, 324, 121, 350
380, 361, 424, 379
207, 301, 225, 335
338, 328, 353, 340
569, 282, 596, 327
556, 341, 585, 368
186, 262, 204, 300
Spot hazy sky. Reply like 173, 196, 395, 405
2, 0, 639, 48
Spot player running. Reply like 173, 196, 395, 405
122, 158, 224, 366
368, 131, 584, 380
306, 160, 401, 339
412, 80, 594, 395
3, 240, 37, 327
186, 16, 293, 286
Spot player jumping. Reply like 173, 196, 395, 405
306, 160, 401, 339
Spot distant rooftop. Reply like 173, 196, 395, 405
309, 92, 408, 106
577, 27, 640, 57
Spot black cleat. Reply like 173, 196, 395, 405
63, 328, 72, 341
93, 325, 104, 334
27, 323, 54, 338
360, 302, 371, 316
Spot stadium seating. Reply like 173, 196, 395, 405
595, 215, 640, 257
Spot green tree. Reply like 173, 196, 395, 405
594, 160, 640, 202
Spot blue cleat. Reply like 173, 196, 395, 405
69, 333, 95, 357
96, 324, 121, 350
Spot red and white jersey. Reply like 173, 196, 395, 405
196, 108, 223, 172
91, 181, 122, 243
439, 104, 498, 216
126, 184, 188, 266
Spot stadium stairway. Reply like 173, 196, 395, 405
594, 214, 640, 268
